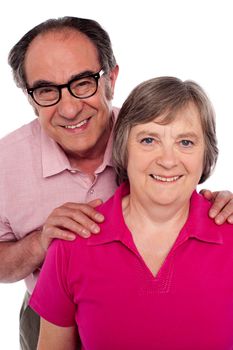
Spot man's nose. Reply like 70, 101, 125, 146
57, 88, 84, 119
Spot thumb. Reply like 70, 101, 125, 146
199, 189, 214, 201
87, 198, 103, 208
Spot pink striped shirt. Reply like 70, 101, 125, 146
0, 108, 119, 293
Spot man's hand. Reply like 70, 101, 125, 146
200, 189, 233, 224
40, 199, 104, 251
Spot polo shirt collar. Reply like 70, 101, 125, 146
40, 108, 118, 178
41, 128, 71, 178
88, 182, 131, 246
94, 108, 118, 173
88, 183, 223, 247
181, 190, 223, 244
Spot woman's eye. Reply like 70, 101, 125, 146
140, 137, 154, 144
180, 140, 194, 147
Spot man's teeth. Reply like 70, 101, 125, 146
151, 175, 180, 182
65, 119, 88, 129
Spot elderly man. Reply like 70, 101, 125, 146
0, 16, 232, 350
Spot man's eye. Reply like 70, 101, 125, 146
74, 80, 92, 88
35, 87, 58, 98
140, 137, 154, 144
36, 86, 56, 93
180, 140, 194, 147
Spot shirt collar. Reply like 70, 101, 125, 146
179, 190, 223, 245
40, 107, 119, 178
87, 182, 130, 246
88, 184, 223, 247
41, 127, 71, 178
94, 107, 118, 173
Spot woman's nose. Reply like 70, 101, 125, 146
156, 146, 178, 169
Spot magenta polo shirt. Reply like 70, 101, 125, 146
30, 182, 233, 350
0, 108, 118, 293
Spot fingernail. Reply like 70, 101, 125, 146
209, 209, 217, 218
82, 229, 91, 237
95, 213, 104, 222
215, 214, 224, 225
91, 224, 100, 234
83, 233, 91, 238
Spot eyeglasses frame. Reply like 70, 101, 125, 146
26, 69, 105, 107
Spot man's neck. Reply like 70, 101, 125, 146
68, 129, 112, 175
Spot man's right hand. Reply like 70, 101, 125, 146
0, 200, 105, 282
40, 199, 105, 251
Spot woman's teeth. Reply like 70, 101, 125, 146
151, 175, 180, 182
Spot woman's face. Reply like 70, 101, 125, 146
126, 102, 205, 208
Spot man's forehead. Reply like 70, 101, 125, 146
29, 28, 95, 49
25, 28, 100, 85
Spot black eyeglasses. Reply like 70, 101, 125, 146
27, 70, 105, 107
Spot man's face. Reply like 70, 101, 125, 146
24, 29, 118, 165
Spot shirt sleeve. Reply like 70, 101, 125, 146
0, 215, 16, 242
29, 239, 76, 327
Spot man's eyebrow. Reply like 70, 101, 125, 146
28, 80, 52, 89
69, 70, 97, 81
29, 70, 96, 89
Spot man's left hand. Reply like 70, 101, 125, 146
200, 189, 233, 224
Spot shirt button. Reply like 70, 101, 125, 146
70, 170, 77, 174
90, 189, 95, 194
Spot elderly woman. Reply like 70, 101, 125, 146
30, 77, 233, 349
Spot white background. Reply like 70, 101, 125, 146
0, 0, 233, 348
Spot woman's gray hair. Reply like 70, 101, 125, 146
113, 76, 218, 185
8, 16, 116, 90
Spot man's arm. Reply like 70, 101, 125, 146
0, 230, 44, 282
37, 318, 78, 350
0, 199, 104, 283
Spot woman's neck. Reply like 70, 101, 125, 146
122, 194, 190, 233
122, 194, 190, 277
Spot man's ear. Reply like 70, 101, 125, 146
26, 91, 39, 116
109, 65, 119, 96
